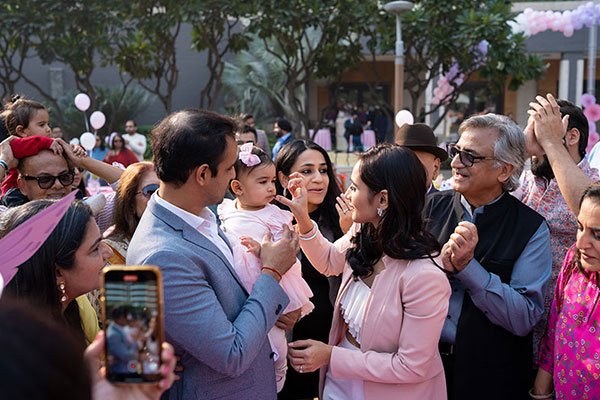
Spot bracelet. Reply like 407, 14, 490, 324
261, 266, 283, 281
298, 220, 318, 241
528, 388, 554, 399
0, 159, 8, 173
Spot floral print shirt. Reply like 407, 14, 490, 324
516, 159, 598, 358
538, 246, 600, 399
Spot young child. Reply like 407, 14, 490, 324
217, 143, 314, 392
0, 95, 62, 195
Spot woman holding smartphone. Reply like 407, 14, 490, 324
278, 144, 451, 399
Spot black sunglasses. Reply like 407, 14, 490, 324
136, 183, 159, 199
22, 171, 75, 189
447, 144, 495, 168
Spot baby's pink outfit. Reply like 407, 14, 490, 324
218, 199, 314, 391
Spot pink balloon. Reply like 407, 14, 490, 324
74, 93, 90, 112
90, 111, 106, 130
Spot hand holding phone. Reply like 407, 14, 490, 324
101, 266, 165, 383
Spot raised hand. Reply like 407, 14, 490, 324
335, 194, 354, 234
523, 115, 544, 158
528, 93, 569, 150
276, 172, 312, 234
0, 136, 17, 169
49, 139, 64, 156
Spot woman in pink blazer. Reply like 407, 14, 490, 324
278, 144, 451, 399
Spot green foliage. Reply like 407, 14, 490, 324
245, 0, 381, 135
32, 0, 121, 100
189, 0, 255, 109
222, 35, 303, 126
391, 0, 545, 127
112, 1, 187, 112
52, 86, 155, 139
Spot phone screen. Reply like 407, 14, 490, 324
102, 267, 163, 383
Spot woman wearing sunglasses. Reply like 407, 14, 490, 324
104, 162, 158, 264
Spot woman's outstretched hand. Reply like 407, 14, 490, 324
275, 172, 313, 235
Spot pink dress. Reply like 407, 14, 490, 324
538, 245, 600, 399
218, 199, 314, 391
217, 199, 314, 315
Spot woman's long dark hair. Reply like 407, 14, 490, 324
0, 200, 93, 343
111, 161, 154, 239
346, 144, 441, 277
275, 139, 343, 238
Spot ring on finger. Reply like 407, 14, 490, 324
299, 365, 303, 373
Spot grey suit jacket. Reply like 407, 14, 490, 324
127, 196, 289, 400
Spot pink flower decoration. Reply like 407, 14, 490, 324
581, 93, 596, 108
584, 103, 600, 123
238, 143, 261, 167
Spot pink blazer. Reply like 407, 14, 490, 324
300, 223, 451, 400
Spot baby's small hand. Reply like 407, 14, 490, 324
49, 139, 64, 156
240, 236, 261, 257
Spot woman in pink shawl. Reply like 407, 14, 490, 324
533, 183, 600, 399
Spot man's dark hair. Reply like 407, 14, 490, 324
111, 305, 129, 320
241, 125, 257, 141
126, 119, 137, 127
557, 99, 589, 158
276, 118, 292, 133
242, 114, 253, 121
152, 109, 237, 185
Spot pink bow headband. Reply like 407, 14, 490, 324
239, 143, 261, 167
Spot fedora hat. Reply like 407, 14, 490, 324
395, 123, 448, 161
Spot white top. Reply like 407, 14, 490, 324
339, 278, 371, 346
124, 132, 147, 161
154, 193, 234, 267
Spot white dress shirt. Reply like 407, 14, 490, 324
154, 193, 234, 267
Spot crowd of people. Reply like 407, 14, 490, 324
0, 92, 598, 400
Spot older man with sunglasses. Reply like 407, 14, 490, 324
423, 114, 552, 400
0, 140, 122, 231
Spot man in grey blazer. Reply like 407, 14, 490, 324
127, 109, 299, 399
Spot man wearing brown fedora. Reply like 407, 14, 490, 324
395, 123, 448, 194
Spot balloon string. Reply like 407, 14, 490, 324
83, 113, 90, 132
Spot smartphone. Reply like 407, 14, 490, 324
100, 266, 164, 383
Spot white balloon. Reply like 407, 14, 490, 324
74, 93, 91, 112
80, 132, 96, 151
70, 138, 80, 146
90, 111, 106, 130
395, 110, 415, 128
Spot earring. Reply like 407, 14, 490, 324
377, 207, 384, 217
59, 282, 67, 303
283, 187, 288, 197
